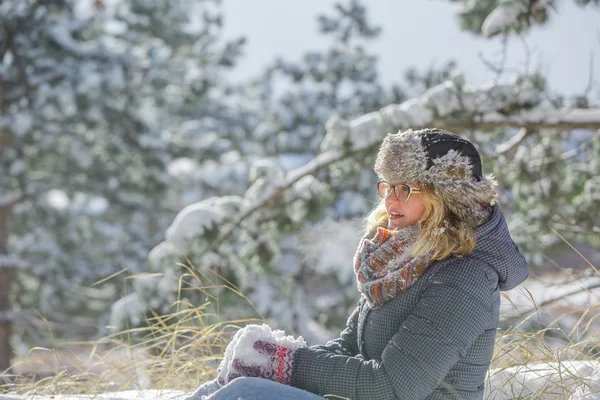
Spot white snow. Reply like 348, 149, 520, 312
289, 175, 323, 201
164, 203, 222, 246
381, 97, 433, 128
486, 360, 600, 399
167, 158, 199, 178
380, 75, 541, 131
147, 242, 181, 267
249, 159, 285, 182
481, 108, 600, 126
45, 189, 70, 210
77, 195, 109, 215
2, 360, 600, 400
0, 391, 186, 400
348, 111, 384, 149
109, 293, 147, 329
320, 114, 350, 152
164, 196, 248, 248
500, 275, 600, 319
481, 0, 527, 37
252, 121, 278, 140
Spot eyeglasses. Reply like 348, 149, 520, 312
377, 181, 421, 202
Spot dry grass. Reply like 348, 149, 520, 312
2, 247, 600, 399
486, 263, 600, 399
1, 264, 265, 396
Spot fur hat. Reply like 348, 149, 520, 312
374, 128, 497, 227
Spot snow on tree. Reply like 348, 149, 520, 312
452, 0, 599, 37
235, 0, 403, 338
106, 0, 397, 343
0, 0, 246, 371
151, 71, 599, 344
113, 0, 600, 347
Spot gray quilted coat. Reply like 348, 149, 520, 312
291, 204, 529, 399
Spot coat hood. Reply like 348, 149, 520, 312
471, 204, 529, 291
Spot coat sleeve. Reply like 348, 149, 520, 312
291, 260, 494, 400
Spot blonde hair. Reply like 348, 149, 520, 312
365, 186, 488, 261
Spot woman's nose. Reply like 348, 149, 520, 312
385, 193, 399, 206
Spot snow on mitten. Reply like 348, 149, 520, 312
225, 324, 306, 385
216, 325, 247, 384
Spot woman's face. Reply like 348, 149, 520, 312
383, 182, 426, 231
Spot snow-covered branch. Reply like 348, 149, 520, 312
494, 127, 530, 156
465, 108, 600, 131
379, 76, 600, 132
213, 76, 600, 249
212, 143, 376, 248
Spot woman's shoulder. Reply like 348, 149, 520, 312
424, 255, 499, 296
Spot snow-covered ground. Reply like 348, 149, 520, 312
2, 361, 600, 400
4, 273, 599, 400
0, 391, 185, 400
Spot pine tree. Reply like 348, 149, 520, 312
114, 0, 600, 344
118, 0, 405, 343
0, 0, 245, 371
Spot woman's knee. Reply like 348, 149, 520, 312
210, 377, 275, 398
228, 376, 270, 389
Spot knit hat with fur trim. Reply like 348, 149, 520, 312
374, 128, 497, 228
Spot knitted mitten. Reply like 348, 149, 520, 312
220, 324, 306, 385
229, 340, 296, 384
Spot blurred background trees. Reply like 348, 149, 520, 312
1, 0, 599, 376
0, 0, 245, 373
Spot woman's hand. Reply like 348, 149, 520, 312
227, 339, 296, 384
217, 324, 306, 386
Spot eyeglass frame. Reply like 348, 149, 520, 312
377, 180, 422, 202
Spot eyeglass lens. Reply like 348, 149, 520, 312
378, 182, 410, 201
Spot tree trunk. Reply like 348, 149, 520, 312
0, 205, 17, 376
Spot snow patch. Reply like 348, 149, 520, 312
148, 242, 181, 267
167, 158, 199, 178
481, 0, 527, 37
46, 190, 70, 210
486, 360, 600, 399
164, 196, 247, 247
3, 361, 600, 400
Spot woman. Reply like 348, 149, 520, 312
188, 128, 529, 400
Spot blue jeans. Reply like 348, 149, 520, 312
205, 377, 325, 400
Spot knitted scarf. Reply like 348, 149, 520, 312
353, 225, 430, 309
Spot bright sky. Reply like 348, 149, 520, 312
221, 0, 600, 97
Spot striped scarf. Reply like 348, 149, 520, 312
353, 225, 430, 309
